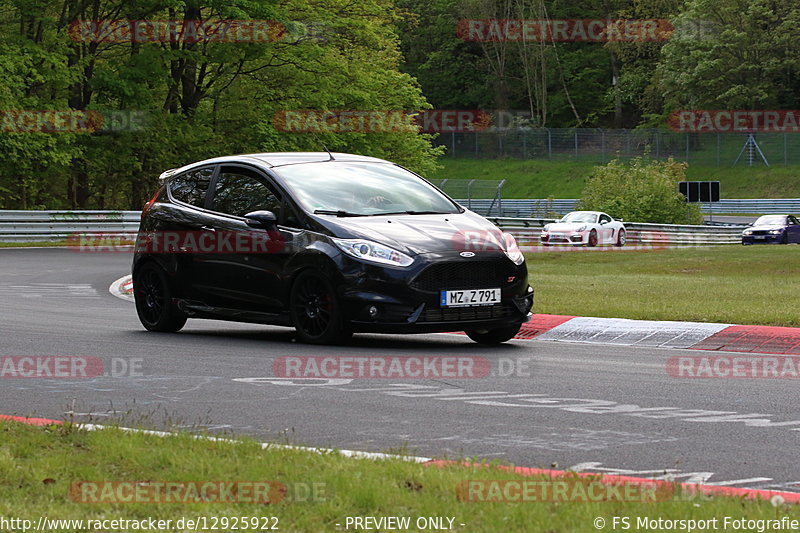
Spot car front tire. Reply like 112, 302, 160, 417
134, 263, 187, 332
615, 229, 626, 247
290, 270, 352, 345
466, 324, 521, 345
587, 229, 598, 247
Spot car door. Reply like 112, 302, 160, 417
156, 166, 217, 298
195, 165, 298, 313
598, 213, 614, 243
789, 216, 800, 243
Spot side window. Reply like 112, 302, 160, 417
600, 214, 612, 224
169, 167, 214, 208
790, 216, 799, 225
211, 167, 281, 218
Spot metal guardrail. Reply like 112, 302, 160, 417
0, 210, 140, 242
491, 217, 746, 245
461, 198, 800, 217
0, 209, 746, 245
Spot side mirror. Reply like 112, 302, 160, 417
600, 220, 607, 225
244, 210, 278, 228
618, 218, 624, 222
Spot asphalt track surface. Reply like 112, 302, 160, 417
1, 248, 798, 493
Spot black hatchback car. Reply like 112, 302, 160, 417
132, 152, 533, 344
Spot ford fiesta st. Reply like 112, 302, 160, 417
540, 211, 626, 247
132, 152, 533, 345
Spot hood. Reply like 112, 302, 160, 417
314, 210, 504, 255
748, 224, 785, 231
543, 222, 591, 232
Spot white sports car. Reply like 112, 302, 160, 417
540, 211, 626, 247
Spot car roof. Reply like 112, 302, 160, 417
159, 152, 391, 180
567, 210, 605, 216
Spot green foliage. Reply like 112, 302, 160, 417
578, 158, 703, 224
0, 0, 442, 209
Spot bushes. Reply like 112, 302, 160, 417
578, 158, 703, 224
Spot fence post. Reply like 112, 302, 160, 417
467, 179, 476, 210
601, 130, 606, 162
685, 133, 689, 162
785, 133, 788, 166
574, 129, 578, 159
547, 128, 552, 159
716, 134, 720, 167
451, 131, 456, 157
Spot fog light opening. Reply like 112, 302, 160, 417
368, 305, 379, 319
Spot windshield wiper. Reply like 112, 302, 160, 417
313, 209, 367, 217
375, 210, 450, 216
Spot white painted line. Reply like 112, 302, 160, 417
78, 423, 432, 463
109, 274, 134, 302
537, 316, 731, 349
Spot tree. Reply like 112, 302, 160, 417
578, 157, 703, 224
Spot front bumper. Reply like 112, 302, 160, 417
742, 234, 783, 244
334, 252, 533, 333
540, 232, 585, 245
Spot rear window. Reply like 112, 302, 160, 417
169, 167, 214, 208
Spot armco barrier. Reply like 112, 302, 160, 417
462, 198, 800, 217
0, 210, 140, 242
490, 217, 746, 246
0, 210, 746, 245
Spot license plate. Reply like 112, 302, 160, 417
440, 288, 501, 307
754, 235, 766, 239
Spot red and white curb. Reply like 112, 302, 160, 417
108, 275, 800, 355
2, 415, 797, 504
520, 315, 800, 355
109, 274, 133, 302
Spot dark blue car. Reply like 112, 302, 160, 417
742, 215, 800, 244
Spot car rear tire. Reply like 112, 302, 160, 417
615, 229, 626, 247
587, 229, 598, 247
290, 270, 352, 345
466, 324, 521, 345
134, 263, 187, 332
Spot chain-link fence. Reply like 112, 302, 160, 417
433, 129, 800, 166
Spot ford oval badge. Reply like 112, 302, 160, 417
460, 251, 475, 258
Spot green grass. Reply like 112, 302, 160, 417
527, 245, 800, 326
431, 158, 800, 199
1, 421, 797, 533
0, 240, 70, 247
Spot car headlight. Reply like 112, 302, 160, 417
503, 232, 525, 265
576, 226, 587, 232
331, 238, 414, 267
769, 229, 783, 235
743, 230, 753, 235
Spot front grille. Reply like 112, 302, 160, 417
419, 303, 514, 323
411, 261, 517, 292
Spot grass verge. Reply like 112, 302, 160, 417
1, 420, 797, 533
431, 158, 800, 199
527, 245, 800, 326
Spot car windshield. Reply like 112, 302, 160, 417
561, 212, 598, 224
272, 162, 461, 216
754, 215, 787, 225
